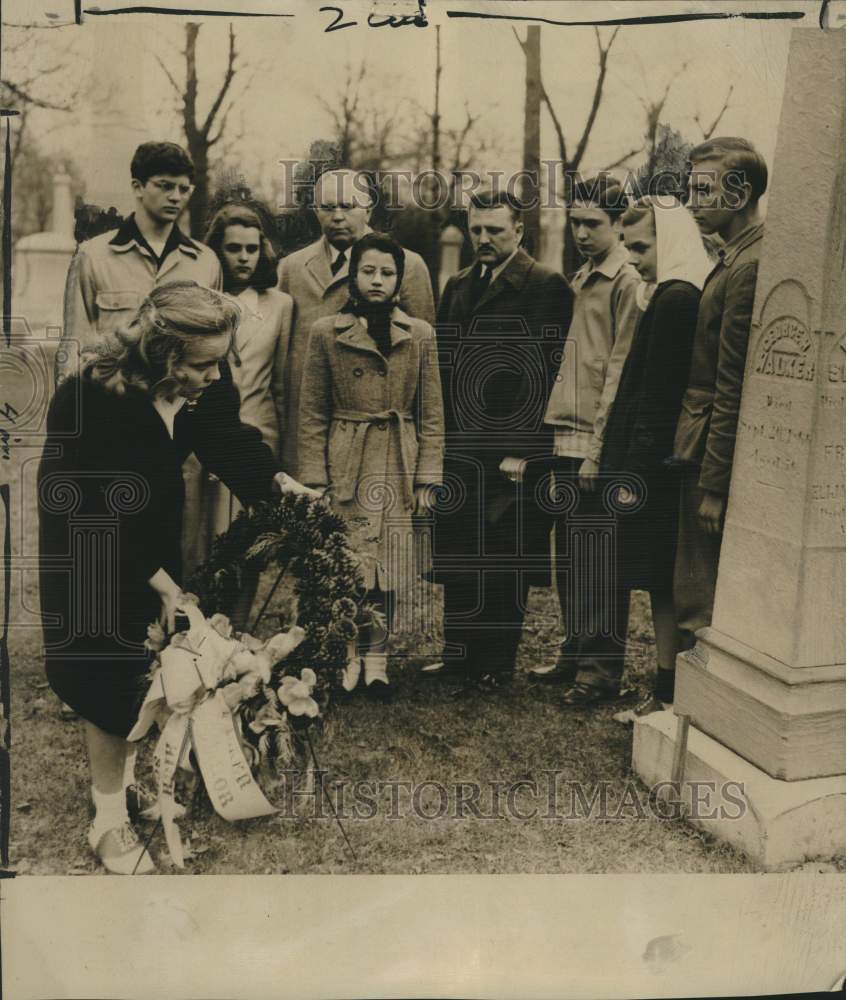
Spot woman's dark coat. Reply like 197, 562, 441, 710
600, 279, 700, 591
38, 362, 279, 735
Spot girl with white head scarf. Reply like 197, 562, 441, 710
597, 196, 709, 713
631, 195, 714, 309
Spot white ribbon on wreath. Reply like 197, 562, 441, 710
127, 598, 315, 868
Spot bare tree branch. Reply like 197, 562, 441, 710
154, 54, 183, 100
511, 25, 568, 165
446, 101, 481, 170
1, 19, 75, 28
0, 78, 72, 111
207, 101, 234, 147
540, 79, 567, 165
201, 23, 237, 138
634, 61, 690, 172
602, 145, 645, 171
570, 26, 620, 171
183, 24, 199, 143
695, 84, 734, 139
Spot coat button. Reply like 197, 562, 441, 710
376, 423, 387, 431
377, 369, 387, 377
353, 367, 364, 377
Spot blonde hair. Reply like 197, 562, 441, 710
82, 281, 240, 397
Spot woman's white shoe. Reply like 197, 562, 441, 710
88, 822, 156, 875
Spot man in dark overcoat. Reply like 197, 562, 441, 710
426, 189, 573, 689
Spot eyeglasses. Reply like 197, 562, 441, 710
315, 202, 358, 212
148, 179, 195, 197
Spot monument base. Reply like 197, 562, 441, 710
632, 710, 846, 870
674, 628, 846, 780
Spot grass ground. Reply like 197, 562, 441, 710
3, 437, 766, 877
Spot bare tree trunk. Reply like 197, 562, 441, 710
432, 25, 442, 176
183, 24, 203, 237
562, 170, 581, 279
521, 26, 541, 257
429, 25, 443, 296
190, 146, 210, 239
158, 22, 237, 239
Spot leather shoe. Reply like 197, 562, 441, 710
420, 660, 466, 680
528, 661, 577, 685
88, 822, 156, 875
612, 694, 667, 725
561, 681, 619, 706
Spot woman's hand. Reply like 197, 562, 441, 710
415, 484, 439, 515
148, 568, 182, 635
273, 472, 324, 498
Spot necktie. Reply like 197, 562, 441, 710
471, 265, 491, 309
330, 250, 347, 277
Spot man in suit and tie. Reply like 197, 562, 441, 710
277, 168, 435, 478
425, 188, 573, 690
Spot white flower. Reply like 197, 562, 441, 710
277, 669, 319, 718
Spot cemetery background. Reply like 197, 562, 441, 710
5, 3, 787, 328
5, 2, 845, 875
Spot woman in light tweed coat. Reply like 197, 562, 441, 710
299, 233, 444, 699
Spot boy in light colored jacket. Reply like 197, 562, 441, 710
532, 174, 641, 704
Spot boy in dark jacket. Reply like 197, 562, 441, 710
671, 137, 768, 651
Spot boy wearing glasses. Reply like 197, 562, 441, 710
58, 141, 221, 382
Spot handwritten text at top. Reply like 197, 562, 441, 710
320, 2, 428, 32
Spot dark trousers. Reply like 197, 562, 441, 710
673, 470, 722, 651
553, 457, 630, 691
442, 518, 533, 677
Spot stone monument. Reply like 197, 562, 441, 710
439, 224, 464, 292
633, 26, 846, 869
12, 170, 77, 334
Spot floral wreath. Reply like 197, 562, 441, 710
125, 494, 370, 867
184, 492, 377, 757
188, 492, 376, 689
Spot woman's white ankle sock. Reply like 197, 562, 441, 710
342, 655, 362, 692
364, 653, 389, 684
91, 786, 129, 840
122, 744, 137, 789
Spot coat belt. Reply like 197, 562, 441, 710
332, 409, 416, 507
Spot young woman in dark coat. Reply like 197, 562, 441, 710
599, 198, 712, 708
38, 280, 314, 873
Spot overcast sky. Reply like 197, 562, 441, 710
5, 0, 801, 213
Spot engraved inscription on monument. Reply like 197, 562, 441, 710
809, 331, 846, 543
828, 337, 846, 384
753, 315, 815, 381
736, 314, 817, 500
